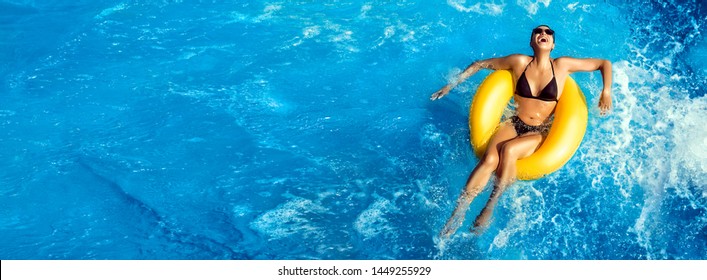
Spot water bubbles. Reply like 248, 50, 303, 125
353, 197, 398, 240
447, 0, 505, 15
302, 26, 321, 38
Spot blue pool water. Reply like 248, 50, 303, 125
1, 0, 705, 260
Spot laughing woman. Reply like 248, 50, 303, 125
431, 25, 613, 237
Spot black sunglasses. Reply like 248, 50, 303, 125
533, 28, 554, 36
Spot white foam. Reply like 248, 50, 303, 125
354, 197, 399, 240
227, 12, 250, 23
421, 123, 449, 148
595, 60, 707, 182
565, 2, 593, 13
359, 3, 372, 18
331, 30, 354, 43
383, 26, 395, 38
319, 20, 360, 52
95, 2, 128, 19
447, 0, 505, 16
516, 0, 551, 15
253, 4, 282, 23
250, 197, 327, 240
231, 204, 251, 218
303, 26, 321, 39
490, 184, 545, 250
578, 55, 707, 258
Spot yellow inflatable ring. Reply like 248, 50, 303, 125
469, 70, 588, 180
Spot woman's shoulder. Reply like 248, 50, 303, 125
501, 54, 533, 68
506, 54, 532, 61
553, 56, 585, 67
553, 56, 607, 73
553, 56, 574, 62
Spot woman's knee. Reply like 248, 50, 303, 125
499, 143, 518, 163
499, 136, 541, 164
479, 153, 499, 170
497, 144, 521, 172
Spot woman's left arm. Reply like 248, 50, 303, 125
557, 57, 613, 115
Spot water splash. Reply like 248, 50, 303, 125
447, 0, 505, 15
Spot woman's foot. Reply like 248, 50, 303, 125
439, 211, 466, 238
470, 215, 491, 235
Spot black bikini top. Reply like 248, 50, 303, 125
515, 58, 558, 102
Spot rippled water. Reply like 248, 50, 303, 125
1, 0, 705, 259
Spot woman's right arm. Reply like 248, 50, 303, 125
430, 54, 524, 100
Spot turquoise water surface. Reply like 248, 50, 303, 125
1, 0, 705, 259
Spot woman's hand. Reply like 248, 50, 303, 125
598, 89, 612, 115
430, 85, 452, 100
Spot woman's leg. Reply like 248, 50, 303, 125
439, 123, 518, 238
472, 132, 544, 234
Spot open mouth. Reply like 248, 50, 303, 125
539, 37, 548, 43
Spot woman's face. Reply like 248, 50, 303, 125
530, 26, 555, 51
